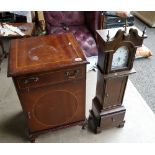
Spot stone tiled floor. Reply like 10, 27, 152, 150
0, 59, 155, 142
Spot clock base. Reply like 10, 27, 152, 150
88, 98, 126, 133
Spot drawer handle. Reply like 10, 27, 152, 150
27, 112, 31, 119
111, 117, 116, 122
24, 77, 39, 84
105, 93, 109, 97
65, 70, 79, 79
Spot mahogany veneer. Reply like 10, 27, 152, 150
8, 33, 88, 142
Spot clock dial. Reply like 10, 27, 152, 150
111, 46, 129, 70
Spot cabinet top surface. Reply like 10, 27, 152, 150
8, 33, 88, 77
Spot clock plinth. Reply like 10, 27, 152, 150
88, 27, 146, 133
88, 97, 126, 133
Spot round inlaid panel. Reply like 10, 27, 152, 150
33, 90, 78, 126
28, 45, 57, 61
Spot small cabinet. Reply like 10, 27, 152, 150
14, 72, 86, 133
8, 33, 88, 142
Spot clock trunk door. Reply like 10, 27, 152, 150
103, 76, 128, 109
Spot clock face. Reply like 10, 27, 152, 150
111, 46, 129, 70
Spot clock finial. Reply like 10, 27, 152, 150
124, 18, 128, 35
142, 26, 146, 37
106, 30, 110, 41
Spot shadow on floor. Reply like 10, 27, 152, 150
0, 112, 28, 142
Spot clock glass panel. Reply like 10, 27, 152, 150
111, 46, 129, 70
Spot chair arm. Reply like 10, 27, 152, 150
36, 11, 46, 31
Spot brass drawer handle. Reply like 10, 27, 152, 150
27, 112, 31, 119
24, 77, 39, 84
105, 93, 109, 97
65, 69, 80, 79
111, 117, 116, 122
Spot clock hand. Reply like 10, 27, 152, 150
118, 57, 121, 62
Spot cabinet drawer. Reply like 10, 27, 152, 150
101, 111, 125, 128
16, 66, 85, 89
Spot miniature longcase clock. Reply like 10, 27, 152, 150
88, 25, 147, 133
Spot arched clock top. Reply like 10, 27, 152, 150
96, 27, 147, 52
114, 41, 136, 52
96, 26, 147, 74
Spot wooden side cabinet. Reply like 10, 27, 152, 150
8, 33, 88, 142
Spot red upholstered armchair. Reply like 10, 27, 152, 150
44, 11, 103, 57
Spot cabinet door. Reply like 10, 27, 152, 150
16, 79, 86, 132
103, 76, 128, 109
